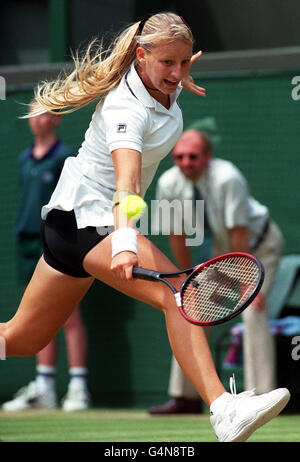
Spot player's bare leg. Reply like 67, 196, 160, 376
83, 233, 290, 442
83, 233, 226, 408
0, 257, 93, 357
0, 234, 289, 441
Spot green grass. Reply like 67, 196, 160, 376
0, 409, 299, 442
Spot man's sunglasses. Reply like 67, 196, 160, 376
173, 153, 199, 161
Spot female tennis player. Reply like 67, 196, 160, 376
0, 12, 289, 441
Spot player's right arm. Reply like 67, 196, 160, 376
110, 148, 142, 280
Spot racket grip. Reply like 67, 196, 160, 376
132, 267, 159, 281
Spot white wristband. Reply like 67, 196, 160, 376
111, 227, 138, 258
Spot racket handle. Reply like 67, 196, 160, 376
132, 267, 159, 281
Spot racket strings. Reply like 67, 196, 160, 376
182, 257, 260, 323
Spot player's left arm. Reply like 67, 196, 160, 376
181, 51, 206, 97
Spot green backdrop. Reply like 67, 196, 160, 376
0, 69, 299, 407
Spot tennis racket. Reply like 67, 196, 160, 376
133, 252, 264, 326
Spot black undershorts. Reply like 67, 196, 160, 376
41, 209, 114, 278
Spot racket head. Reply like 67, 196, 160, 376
179, 252, 264, 326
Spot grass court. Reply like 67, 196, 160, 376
0, 409, 299, 443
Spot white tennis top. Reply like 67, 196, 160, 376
41, 62, 183, 228
155, 159, 269, 254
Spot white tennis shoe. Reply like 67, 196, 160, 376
210, 375, 290, 442
61, 386, 90, 412
2, 381, 57, 411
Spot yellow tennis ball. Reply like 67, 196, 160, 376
120, 195, 147, 219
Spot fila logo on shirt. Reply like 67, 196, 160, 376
117, 123, 127, 133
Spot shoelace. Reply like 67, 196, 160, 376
229, 373, 256, 398
230, 374, 237, 395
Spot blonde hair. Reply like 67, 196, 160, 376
29, 12, 193, 117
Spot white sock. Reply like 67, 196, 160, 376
68, 367, 88, 391
36, 365, 56, 393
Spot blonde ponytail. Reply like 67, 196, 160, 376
29, 12, 193, 117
